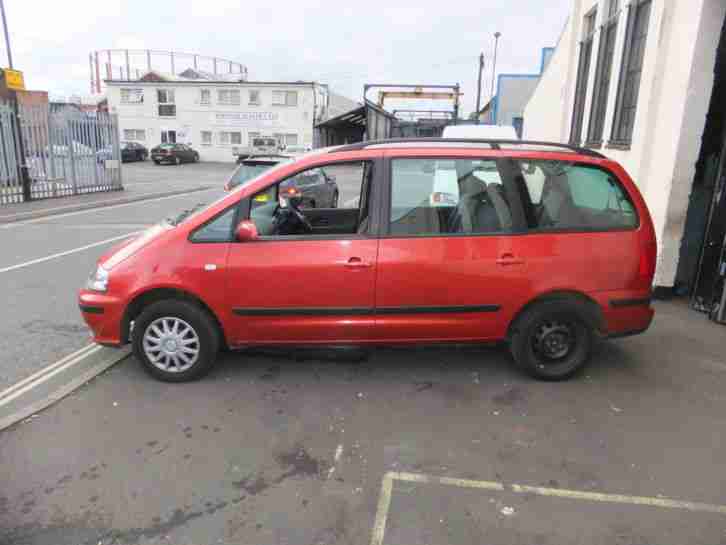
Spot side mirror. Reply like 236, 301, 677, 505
235, 220, 259, 242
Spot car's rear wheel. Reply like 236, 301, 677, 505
509, 300, 593, 381
132, 300, 220, 382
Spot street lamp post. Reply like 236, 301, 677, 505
0, 0, 31, 201
490, 32, 501, 123
0, 0, 13, 68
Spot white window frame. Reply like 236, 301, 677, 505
248, 89, 261, 105
199, 88, 211, 105
157, 89, 175, 104
248, 131, 260, 146
272, 90, 298, 107
218, 131, 242, 146
201, 130, 212, 146
123, 129, 145, 141
120, 88, 144, 104
217, 89, 241, 106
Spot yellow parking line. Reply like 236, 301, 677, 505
511, 483, 726, 514
370, 471, 726, 545
370, 473, 394, 545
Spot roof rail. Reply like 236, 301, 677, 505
331, 138, 606, 159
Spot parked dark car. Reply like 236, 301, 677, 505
121, 142, 148, 162
96, 141, 148, 164
280, 166, 339, 208
224, 154, 293, 192
151, 143, 200, 165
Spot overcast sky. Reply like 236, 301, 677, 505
0, 0, 571, 116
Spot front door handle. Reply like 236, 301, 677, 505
344, 257, 372, 269
496, 253, 525, 266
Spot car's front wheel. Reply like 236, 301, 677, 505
509, 300, 593, 381
132, 300, 220, 382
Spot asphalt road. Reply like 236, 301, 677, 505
0, 162, 232, 390
2, 301, 726, 545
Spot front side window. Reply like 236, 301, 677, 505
611, 0, 652, 145
518, 160, 637, 230
249, 161, 371, 237
190, 206, 237, 243
388, 158, 512, 236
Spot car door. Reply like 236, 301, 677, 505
224, 156, 381, 345
373, 153, 528, 342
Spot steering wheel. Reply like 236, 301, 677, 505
290, 204, 314, 233
271, 201, 313, 235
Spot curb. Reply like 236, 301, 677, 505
0, 346, 131, 432
0, 186, 213, 224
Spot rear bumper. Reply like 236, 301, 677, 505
78, 290, 126, 346
593, 291, 654, 338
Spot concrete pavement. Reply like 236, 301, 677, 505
1, 301, 726, 545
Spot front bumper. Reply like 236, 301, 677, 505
78, 289, 125, 346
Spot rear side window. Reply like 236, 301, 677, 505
389, 158, 512, 236
518, 160, 637, 231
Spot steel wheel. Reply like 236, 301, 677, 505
142, 317, 200, 373
532, 320, 575, 363
509, 300, 593, 381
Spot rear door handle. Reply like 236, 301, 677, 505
315, 218, 330, 225
344, 257, 372, 269
496, 253, 525, 266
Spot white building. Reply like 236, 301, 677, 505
524, 0, 726, 301
105, 72, 357, 162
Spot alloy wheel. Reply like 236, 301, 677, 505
142, 317, 200, 373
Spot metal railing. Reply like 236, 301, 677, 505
0, 103, 123, 205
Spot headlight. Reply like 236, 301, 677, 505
87, 265, 109, 292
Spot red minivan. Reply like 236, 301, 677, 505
79, 139, 656, 382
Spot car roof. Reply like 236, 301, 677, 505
330, 138, 605, 159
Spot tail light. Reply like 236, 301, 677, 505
282, 186, 299, 197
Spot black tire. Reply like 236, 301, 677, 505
132, 300, 220, 382
153, 160, 161, 165
509, 300, 593, 381
193, 153, 199, 163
